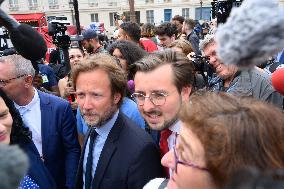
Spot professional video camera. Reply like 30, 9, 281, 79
48, 21, 83, 78
48, 21, 72, 48
211, 0, 243, 24
191, 54, 214, 88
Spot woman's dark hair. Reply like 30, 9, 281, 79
0, 90, 31, 144
107, 40, 148, 80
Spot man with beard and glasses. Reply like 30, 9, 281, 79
73, 53, 163, 189
132, 49, 194, 176
81, 29, 107, 55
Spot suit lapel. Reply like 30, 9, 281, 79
38, 90, 51, 159
92, 112, 124, 189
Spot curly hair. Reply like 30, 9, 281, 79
107, 40, 148, 80
154, 22, 178, 38
141, 23, 156, 38
0, 90, 31, 144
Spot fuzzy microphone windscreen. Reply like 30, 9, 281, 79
9, 24, 47, 61
215, 0, 284, 68
0, 144, 29, 189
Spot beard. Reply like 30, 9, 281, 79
143, 108, 179, 131
86, 44, 94, 54
80, 102, 117, 128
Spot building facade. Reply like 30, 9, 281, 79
2, 0, 284, 35
2, 0, 213, 35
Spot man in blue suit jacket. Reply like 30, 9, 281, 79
73, 54, 164, 189
0, 54, 81, 189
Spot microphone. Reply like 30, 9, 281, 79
215, 0, 284, 68
0, 5, 47, 71
271, 68, 284, 95
0, 143, 29, 189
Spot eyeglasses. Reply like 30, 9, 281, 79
131, 92, 170, 106
0, 74, 27, 88
173, 147, 209, 173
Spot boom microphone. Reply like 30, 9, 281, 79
271, 68, 284, 95
215, 0, 284, 68
0, 143, 29, 189
0, 3, 47, 64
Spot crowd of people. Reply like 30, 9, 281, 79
0, 0, 284, 188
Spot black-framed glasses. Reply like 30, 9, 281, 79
0, 74, 27, 88
173, 147, 209, 173
131, 92, 170, 106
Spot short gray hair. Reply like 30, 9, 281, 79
0, 54, 35, 77
199, 34, 215, 52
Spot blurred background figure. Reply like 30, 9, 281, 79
171, 15, 185, 39
140, 23, 158, 52
108, 40, 147, 83
161, 92, 284, 189
58, 47, 84, 113
182, 18, 201, 55
154, 22, 178, 49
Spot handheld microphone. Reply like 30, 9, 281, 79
0, 4, 47, 71
271, 68, 284, 95
0, 143, 29, 189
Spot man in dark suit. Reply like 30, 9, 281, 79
73, 53, 163, 189
0, 54, 81, 189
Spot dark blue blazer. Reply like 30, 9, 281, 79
38, 90, 81, 189
75, 112, 164, 189
19, 139, 57, 189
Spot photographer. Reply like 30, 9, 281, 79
200, 34, 283, 109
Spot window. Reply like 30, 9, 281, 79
146, 10, 154, 24
109, 12, 115, 26
48, 0, 58, 5
164, 9, 172, 22
182, 8, 190, 19
28, 0, 37, 6
145, 0, 153, 3
91, 13, 99, 22
8, 0, 19, 10
195, 7, 211, 20
28, 0, 38, 9
123, 11, 141, 24
9, 0, 18, 5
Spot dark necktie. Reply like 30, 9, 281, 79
85, 128, 98, 189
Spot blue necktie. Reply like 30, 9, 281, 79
85, 128, 98, 189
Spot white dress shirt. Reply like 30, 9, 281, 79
14, 89, 42, 156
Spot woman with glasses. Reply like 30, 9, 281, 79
159, 92, 284, 189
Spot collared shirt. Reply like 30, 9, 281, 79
168, 120, 181, 151
14, 88, 42, 156
209, 68, 283, 108
83, 110, 119, 188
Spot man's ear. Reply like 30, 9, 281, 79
181, 86, 192, 102
113, 93, 122, 104
25, 75, 34, 87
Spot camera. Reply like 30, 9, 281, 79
48, 21, 71, 48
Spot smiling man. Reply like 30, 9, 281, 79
132, 50, 194, 175
200, 34, 283, 108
